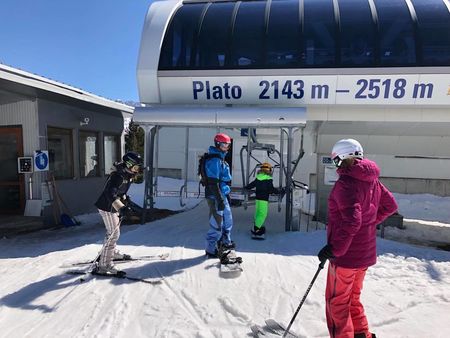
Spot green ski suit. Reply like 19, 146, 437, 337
245, 172, 281, 229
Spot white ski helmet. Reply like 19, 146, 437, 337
331, 139, 364, 167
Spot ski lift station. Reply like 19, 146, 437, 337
134, 0, 450, 230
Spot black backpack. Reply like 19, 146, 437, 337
198, 153, 222, 187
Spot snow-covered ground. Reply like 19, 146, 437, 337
0, 178, 449, 337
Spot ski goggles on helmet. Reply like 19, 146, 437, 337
332, 156, 343, 168
218, 142, 231, 149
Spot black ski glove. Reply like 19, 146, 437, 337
119, 205, 132, 219
318, 244, 335, 263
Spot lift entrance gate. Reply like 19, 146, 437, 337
133, 106, 307, 231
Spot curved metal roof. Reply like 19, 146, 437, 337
158, 0, 450, 70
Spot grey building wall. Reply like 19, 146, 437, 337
38, 98, 127, 215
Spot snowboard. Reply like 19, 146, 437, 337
251, 227, 266, 240
219, 249, 243, 273
251, 232, 265, 240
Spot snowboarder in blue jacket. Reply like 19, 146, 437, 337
204, 133, 234, 257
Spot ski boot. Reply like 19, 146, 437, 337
93, 264, 126, 278
113, 250, 132, 261
217, 240, 235, 253
354, 333, 376, 338
217, 240, 236, 260
205, 249, 219, 259
251, 226, 266, 240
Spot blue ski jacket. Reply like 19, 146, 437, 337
204, 146, 232, 199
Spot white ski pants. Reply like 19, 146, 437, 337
98, 209, 121, 268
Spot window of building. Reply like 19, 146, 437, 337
47, 127, 73, 179
338, 0, 376, 66
376, 0, 416, 66
231, 2, 266, 68
266, 1, 302, 67
79, 131, 99, 178
195, 3, 234, 69
159, 4, 206, 70
303, 0, 337, 67
104, 134, 120, 175
412, 0, 450, 66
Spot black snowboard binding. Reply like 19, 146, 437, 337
219, 250, 243, 265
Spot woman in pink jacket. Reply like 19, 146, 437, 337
318, 139, 398, 338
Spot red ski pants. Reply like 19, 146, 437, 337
325, 263, 370, 338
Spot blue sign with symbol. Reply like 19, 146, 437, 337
34, 150, 49, 171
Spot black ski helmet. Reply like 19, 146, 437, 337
122, 151, 143, 170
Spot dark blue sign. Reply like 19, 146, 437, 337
35, 151, 49, 171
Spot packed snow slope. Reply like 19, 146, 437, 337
1, 201, 450, 338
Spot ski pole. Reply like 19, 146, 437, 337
282, 261, 325, 338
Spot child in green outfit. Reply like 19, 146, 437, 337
245, 162, 283, 239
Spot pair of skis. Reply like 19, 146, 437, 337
251, 319, 299, 338
66, 269, 163, 285
60, 252, 169, 268
64, 252, 169, 284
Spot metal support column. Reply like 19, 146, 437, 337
285, 127, 294, 231
180, 127, 190, 207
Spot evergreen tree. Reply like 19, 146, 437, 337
125, 120, 144, 155
124, 120, 145, 183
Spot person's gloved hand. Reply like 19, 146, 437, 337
318, 244, 335, 263
119, 205, 133, 219
217, 200, 225, 211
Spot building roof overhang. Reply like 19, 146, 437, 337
0, 63, 133, 114
134, 105, 307, 128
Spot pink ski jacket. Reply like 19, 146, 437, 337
327, 158, 398, 268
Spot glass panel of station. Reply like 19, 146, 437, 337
231, 1, 266, 68
338, 0, 376, 66
159, 4, 205, 69
195, 3, 235, 68
266, 0, 302, 67
411, 0, 450, 66
303, 0, 337, 67
375, 0, 416, 66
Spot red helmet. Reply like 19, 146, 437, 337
214, 133, 231, 149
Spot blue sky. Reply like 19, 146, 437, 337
0, 0, 151, 102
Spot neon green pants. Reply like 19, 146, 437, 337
254, 199, 269, 228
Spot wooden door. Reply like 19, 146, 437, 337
0, 126, 24, 214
